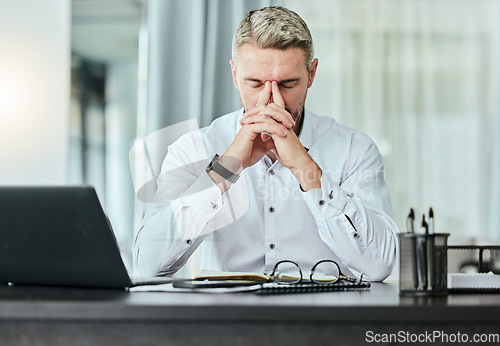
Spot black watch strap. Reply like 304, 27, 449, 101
207, 154, 240, 184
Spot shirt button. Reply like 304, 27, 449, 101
269, 170, 275, 175
186, 239, 192, 245
269, 207, 275, 213
319, 200, 325, 206
353, 233, 360, 239
212, 203, 218, 209
269, 244, 276, 250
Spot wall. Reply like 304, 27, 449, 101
0, 0, 70, 184
105, 60, 138, 271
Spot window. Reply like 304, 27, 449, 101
285, 0, 500, 241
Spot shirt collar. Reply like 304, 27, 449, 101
297, 109, 313, 151
235, 108, 243, 135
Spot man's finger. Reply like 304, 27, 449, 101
243, 121, 288, 138
242, 112, 294, 129
241, 102, 294, 127
240, 105, 266, 125
261, 133, 272, 142
271, 81, 285, 108
256, 81, 271, 106
263, 136, 276, 152
267, 104, 296, 127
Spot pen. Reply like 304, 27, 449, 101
406, 208, 418, 289
428, 207, 434, 234
421, 214, 429, 290
422, 214, 429, 235
427, 209, 436, 290
406, 208, 415, 233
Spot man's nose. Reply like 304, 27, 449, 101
268, 80, 275, 104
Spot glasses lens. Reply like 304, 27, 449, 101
311, 261, 340, 284
273, 261, 302, 284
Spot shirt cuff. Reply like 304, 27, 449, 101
171, 171, 222, 240
301, 174, 350, 220
179, 171, 221, 206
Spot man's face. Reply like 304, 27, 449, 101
230, 43, 318, 122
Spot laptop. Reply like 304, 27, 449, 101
0, 186, 174, 289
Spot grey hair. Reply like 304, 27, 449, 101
232, 6, 314, 71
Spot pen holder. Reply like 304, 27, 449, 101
399, 233, 450, 296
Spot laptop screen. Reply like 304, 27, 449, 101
0, 186, 132, 289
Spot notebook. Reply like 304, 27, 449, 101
0, 186, 174, 289
131, 280, 371, 294
130, 269, 370, 293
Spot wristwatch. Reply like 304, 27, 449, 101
206, 154, 240, 184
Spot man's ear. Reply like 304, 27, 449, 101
230, 59, 239, 90
307, 58, 319, 88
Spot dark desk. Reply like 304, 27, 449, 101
1, 283, 499, 345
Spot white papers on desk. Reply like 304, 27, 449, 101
129, 283, 261, 293
448, 272, 500, 289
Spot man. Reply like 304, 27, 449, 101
134, 6, 398, 281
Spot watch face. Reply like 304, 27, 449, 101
206, 154, 219, 172
206, 154, 239, 184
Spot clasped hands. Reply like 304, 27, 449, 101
222, 81, 322, 191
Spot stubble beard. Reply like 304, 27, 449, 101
291, 90, 308, 135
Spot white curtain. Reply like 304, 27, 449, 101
285, 0, 500, 241
144, 0, 282, 133
131, 0, 282, 275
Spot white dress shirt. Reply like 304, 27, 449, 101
133, 108, 399, 281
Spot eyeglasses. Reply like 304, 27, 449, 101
268, 260, 363, 285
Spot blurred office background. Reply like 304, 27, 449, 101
1, 0, 499, 274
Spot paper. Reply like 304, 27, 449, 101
448, 272, 500, 289
196, 269, 311, 283
196, 269, 271, 282
129, 283, 261, 293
